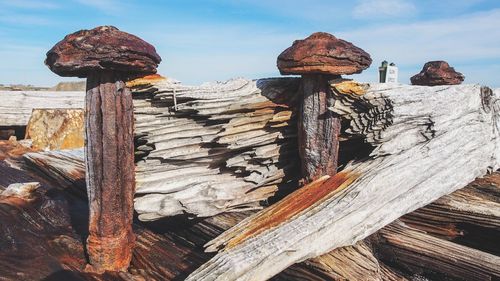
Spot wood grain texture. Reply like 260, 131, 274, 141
11, 78, 301, 219
373, 221, 500, 281
131, 77, 301, 220
298, 75, 340, 183
84, 72, 135, 272
0, 91, 85, 126
186, 83, 500, 281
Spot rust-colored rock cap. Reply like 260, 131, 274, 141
410, 61, 465, 86
277, 32, 372, 76
45, 26, 161, 78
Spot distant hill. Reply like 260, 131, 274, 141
49, 81, 86, 91
0, 81, 85, 92
0, 84, 49, 91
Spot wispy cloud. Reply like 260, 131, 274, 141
0, 0, 59, 9
140, 22, 300, 84
0, 12, 54, 25
338, 8, 500, 85
353, 0, 417, 19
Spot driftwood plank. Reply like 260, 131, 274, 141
0, 91, 85, 126
373, 221, 500, 281
186, 83, 500, 281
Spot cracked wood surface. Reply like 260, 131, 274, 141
186, 83, 500, 281
0, 91, 85, 127
1, 78, 302, 219
373, 220, 500, 281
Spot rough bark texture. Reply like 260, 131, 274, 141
186, 83, 500, 281
410, 61, 465, 86
277, 32, 372, 75
299, 75, 340, 183
45, 26, 161, 78
84, 72, 135, 272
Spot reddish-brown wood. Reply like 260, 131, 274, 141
298, 74, 341, 183
84, 72, 135, 272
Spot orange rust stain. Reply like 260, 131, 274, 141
226, 171, 358, 249
331, 80, 368, 96
0, 140, 36, 161
126, 74, 166, 87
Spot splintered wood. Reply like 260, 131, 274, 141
20, 78, 301, 220
132, 78, 300, 220
185, 83, 500, 281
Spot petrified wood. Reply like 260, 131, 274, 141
186, 83, 500, 280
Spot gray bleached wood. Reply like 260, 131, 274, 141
21, 77, 301, 220
0, 91, 85, 126
186, 83, 500, 281
373, 220, 500, 281
133, 77, 300, 220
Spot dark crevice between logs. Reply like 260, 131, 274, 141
0, 125, 26, 140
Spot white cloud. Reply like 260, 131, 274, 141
338, 9, 500, 86
353, 0, 417, 19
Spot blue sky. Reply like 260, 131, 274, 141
0, 0, 499, 87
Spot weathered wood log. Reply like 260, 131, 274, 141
401, 172, 500, 255
186, 83, 500, 281
0, 91, 85, 127
372, 220, 500, 281
131, 77, 301, 220
402, 177, 500, 231
0, 160, 209, 281
274, 240, 410, 281
18, 77, 301, 220
4, 143, 500, 281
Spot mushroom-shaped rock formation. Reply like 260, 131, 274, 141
46, 26, 161, 78
277, 32, 371, 76
410, 61, 464, 86
45, 26, 161, 273
277, 32, 372, 183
